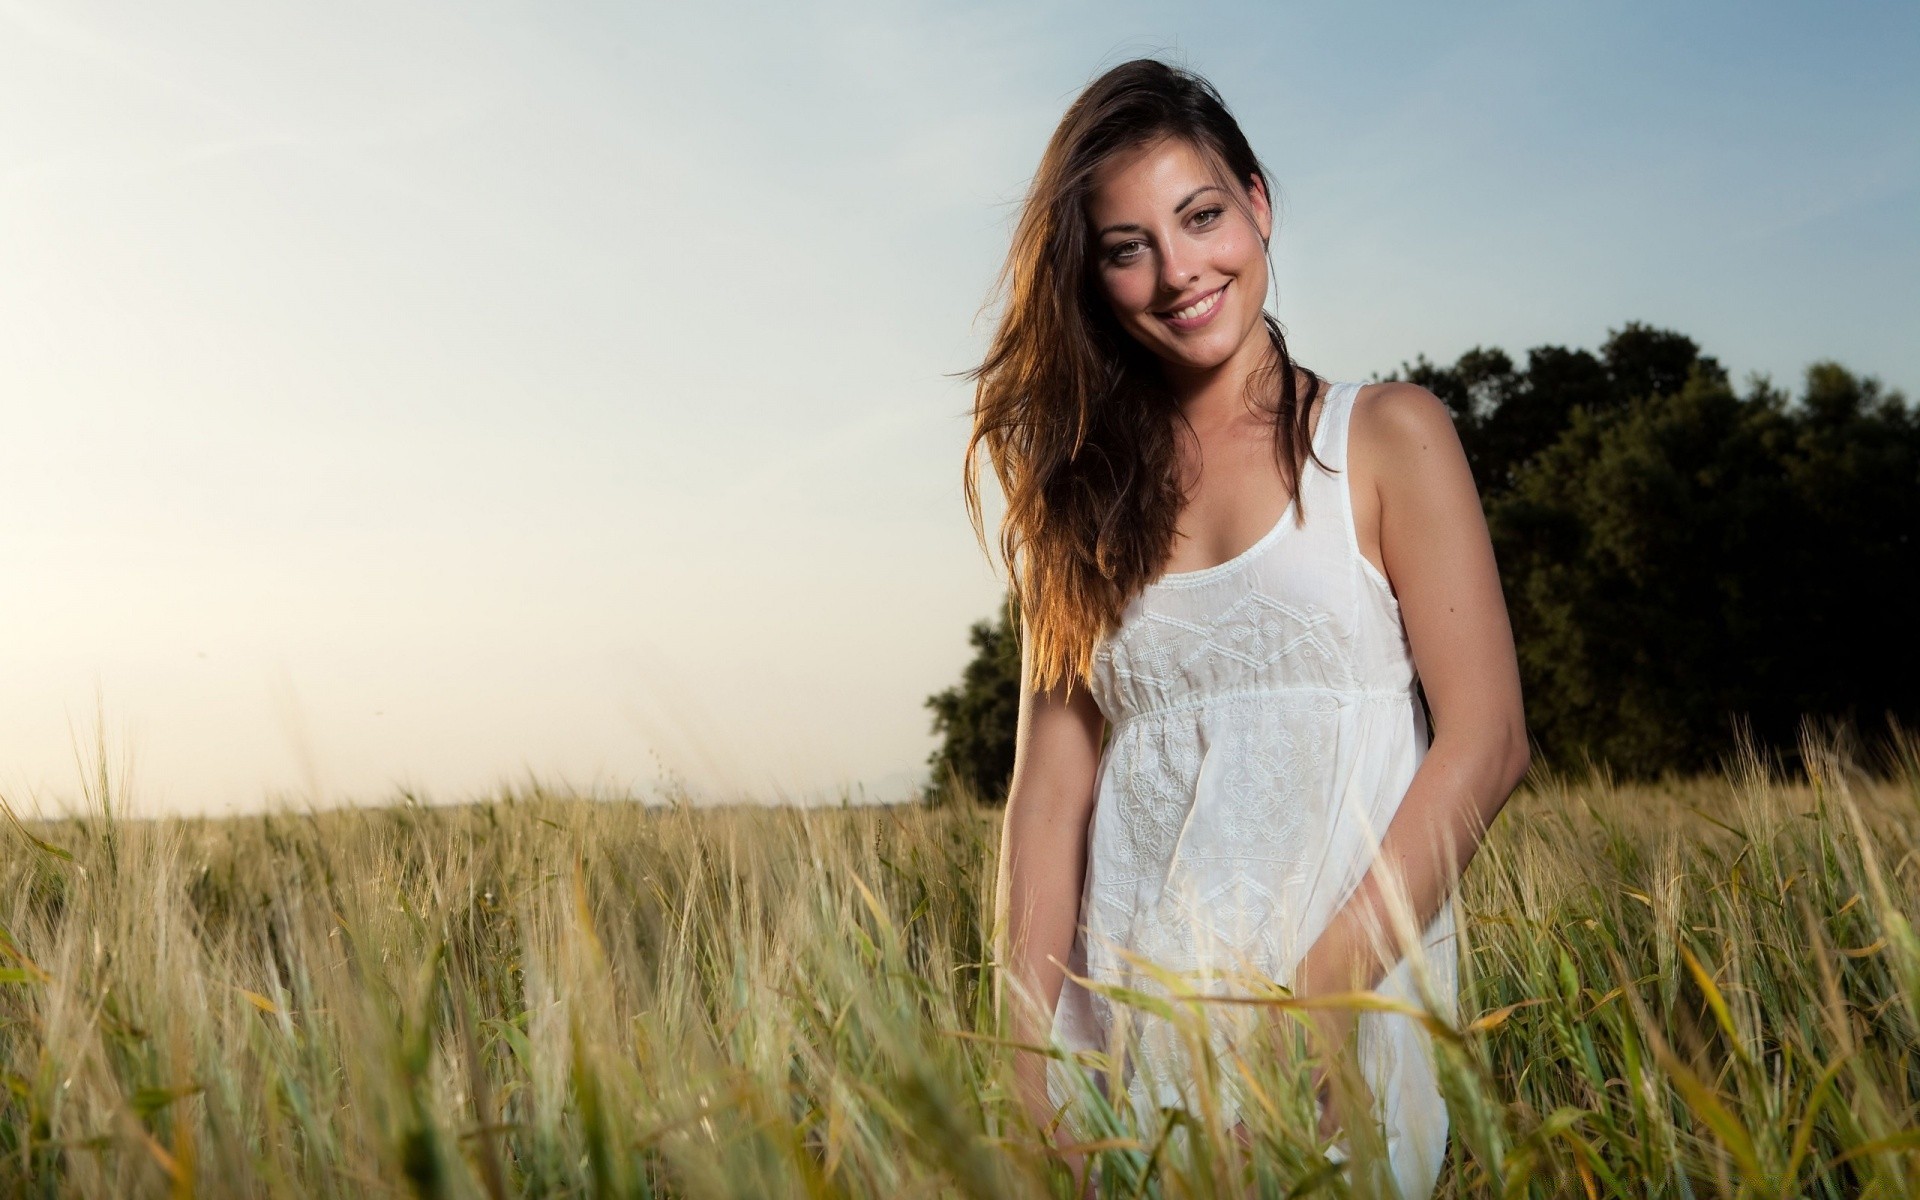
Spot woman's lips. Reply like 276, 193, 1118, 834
1157, 282, 1227, 332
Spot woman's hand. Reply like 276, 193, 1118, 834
1229, 1005, 1358, 1156
1303, 1006, 1358, 1144
1226, 1078, 1341, 1163
1048, 1129, 1093, 1200
1309, 1061, 1337, 1142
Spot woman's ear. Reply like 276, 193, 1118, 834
1248, 173, 1273, 244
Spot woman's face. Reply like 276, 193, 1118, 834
1085, 135, 1273, 381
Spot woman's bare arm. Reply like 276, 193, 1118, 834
1293, 382, 1529, 1004
994, 618, 1105, 1137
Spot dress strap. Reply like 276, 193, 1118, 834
1315, 379, 1361, 476
1307, 379, 1394, 589
1295, 380, 1370, 567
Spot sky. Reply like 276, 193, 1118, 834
2, 1, 1914, 816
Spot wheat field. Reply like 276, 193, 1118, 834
2, 728, 1917, 1198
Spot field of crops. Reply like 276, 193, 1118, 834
3, 729, 1917, 1197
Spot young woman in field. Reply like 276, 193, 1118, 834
964, 60, 1529, 1196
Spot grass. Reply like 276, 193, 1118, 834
2, 726, 1918, 1198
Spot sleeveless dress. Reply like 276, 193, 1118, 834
1046, 379, 1459, 1198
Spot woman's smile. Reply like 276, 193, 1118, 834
1158, 281, 1228, 331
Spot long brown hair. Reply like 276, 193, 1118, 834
962, 58, 1324, 695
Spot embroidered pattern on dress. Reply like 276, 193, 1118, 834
1096, 592, 1352, 723
1160, 593, 1339, 673
1092, 613, 1173, 706
1210, 707, 1326, 853
1108, 725, 1201, 876
1099, 877, 1277, 1121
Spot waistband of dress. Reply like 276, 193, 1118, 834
1107, 684, 1415, 730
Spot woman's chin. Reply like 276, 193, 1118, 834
1146, 316, 1265, 371
1159, 339, 1240, 375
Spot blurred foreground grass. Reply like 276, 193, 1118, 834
3, 729, 1918, 1198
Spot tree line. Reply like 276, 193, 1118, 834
925, 322, 1917, 803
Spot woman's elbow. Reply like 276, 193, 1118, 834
1447, 709, 1529, 799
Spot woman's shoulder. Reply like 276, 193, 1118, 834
1349, 379, 1453, 439
1346, 379, 1464, 471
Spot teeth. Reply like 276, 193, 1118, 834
1171, 289, 1222, 320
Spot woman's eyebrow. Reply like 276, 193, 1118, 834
1173, 184, 1227, 213
1095, 184, 1227, 238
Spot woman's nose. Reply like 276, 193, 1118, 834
1157, 235, 1199, 296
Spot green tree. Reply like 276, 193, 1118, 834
1490, 359, 1917, 775
923, 593, 1022, 806
1395, 321, 1720, 495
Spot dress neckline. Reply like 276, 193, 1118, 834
1146, 379, 1347, 590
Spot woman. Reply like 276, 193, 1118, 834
964, 59, 1529, 1197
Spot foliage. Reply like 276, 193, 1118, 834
1401, 321, 1716, 493
3, 732, 1920, 1195
924, 592, 1023, 807
1474, 356, 1917, 777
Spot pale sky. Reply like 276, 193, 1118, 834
2, 1, 1914, 815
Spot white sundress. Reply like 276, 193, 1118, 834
1047, 379, 1459, 1198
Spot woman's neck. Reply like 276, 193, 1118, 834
1165, 334, 1310, 428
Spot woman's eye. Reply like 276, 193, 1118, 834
1193, 206, 1225, 227
1106, 241, 1143, 264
